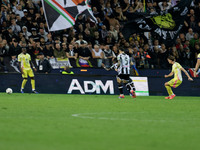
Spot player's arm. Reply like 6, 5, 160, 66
17, 55, 23, 74
18, 61, 24, 74
30, 61, 37, 72
180, 67, 193, 81
164, 71, 173, 78
194, 59, 200, 77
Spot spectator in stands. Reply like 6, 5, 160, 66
3, 27, 17, 44
194, 43, 200, 57
38, 28, 48, 42
101, 25, 108, 42
190, 33, 199, 49
54, 43, 66, 59
114, 6, 127, 21
46, 33, 53, 44
16, 14, 23, 27
179, 33, 186, 44
104, 2, 113, 16
158, 0, 172, 13
182, 47, 193, 67
44, 42, 54, 59
22, 26, 32, 40
30, 28, 41, 42
9, 39, 21, 59
14, 4, 24, 18
66, 43, 78, 67
102, 45, 116, 68
91, 31, 102, 46
10, 19, 21, 36
169, 46, 180, 62
109, 25, 118, 42
0, 40, 8, 71
149, 46, 160, 69
105, 13, 120, 29
186, 28, 194, 41
137, 47, 150, 69
112, 45, 119, 56
91, 44, 104, 68
61, 42, 67, 52
37, 52, 52, 74
84, 29, 93, 43
62, 34, 68, 45
21, 9, 28, 25
92, 7, 104, 20
77, 41, 92, 67
159, 43, 169, 69
75, 33, 87, 45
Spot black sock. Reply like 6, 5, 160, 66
118, 84, 123, 94
126, 81, 135, 92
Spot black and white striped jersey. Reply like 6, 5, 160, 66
117, 53, 131, 75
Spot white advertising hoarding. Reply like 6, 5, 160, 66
130, 77, 149, 96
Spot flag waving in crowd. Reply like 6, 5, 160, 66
42, 0, 97, 31
123, 0, 193, 46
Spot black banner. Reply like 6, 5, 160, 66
122, 0, 193, 46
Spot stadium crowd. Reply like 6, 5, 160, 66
0, 0, 200, 73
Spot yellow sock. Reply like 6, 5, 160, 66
21, 79, 27, 90
165, 85, 173, 96
31, 79, 35, 91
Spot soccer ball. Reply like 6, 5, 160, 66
6, 88, 13, 94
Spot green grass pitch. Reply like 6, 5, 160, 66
0, 94, 200, 150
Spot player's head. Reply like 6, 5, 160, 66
22, 47, 27, 54
119, 47, 125, 53
167, 55, 175, 64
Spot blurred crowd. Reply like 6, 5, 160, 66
0, 0, 200, 73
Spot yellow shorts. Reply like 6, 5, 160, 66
22, 69, 34, 78
168, 79, 182, 88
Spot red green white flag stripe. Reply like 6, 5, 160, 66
42, 0, 97, 31
43, 0, 75, 31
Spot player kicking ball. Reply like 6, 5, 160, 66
18, 47, 38, 94
164, 55, 193, 99
116, 48, 136, 99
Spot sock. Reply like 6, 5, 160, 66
165, 85, 173, 96
118, 83, 123, 95
31, 79, 35, 91
21, 79, 27, 90
126, 81, 136, 92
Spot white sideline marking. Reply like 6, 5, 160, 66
71, 112, 168, 122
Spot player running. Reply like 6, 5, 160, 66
18, 47, 38, 93
194, 53, 200, 77
164, 55, 193, 99
116, 48, 136, 99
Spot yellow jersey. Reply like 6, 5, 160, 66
18, 53, 31, 70
172, 62, 183, 81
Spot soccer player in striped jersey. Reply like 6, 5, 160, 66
164, 55, 193, 99
116, 48, 136, 99
18, 47, 38, 93
194, 53, 200, 77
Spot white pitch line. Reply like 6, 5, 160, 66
71, 112, 169, 122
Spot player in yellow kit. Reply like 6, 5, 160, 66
18, 47, 38, 93
194, 53, 200, 77
164, 55, 193, 99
